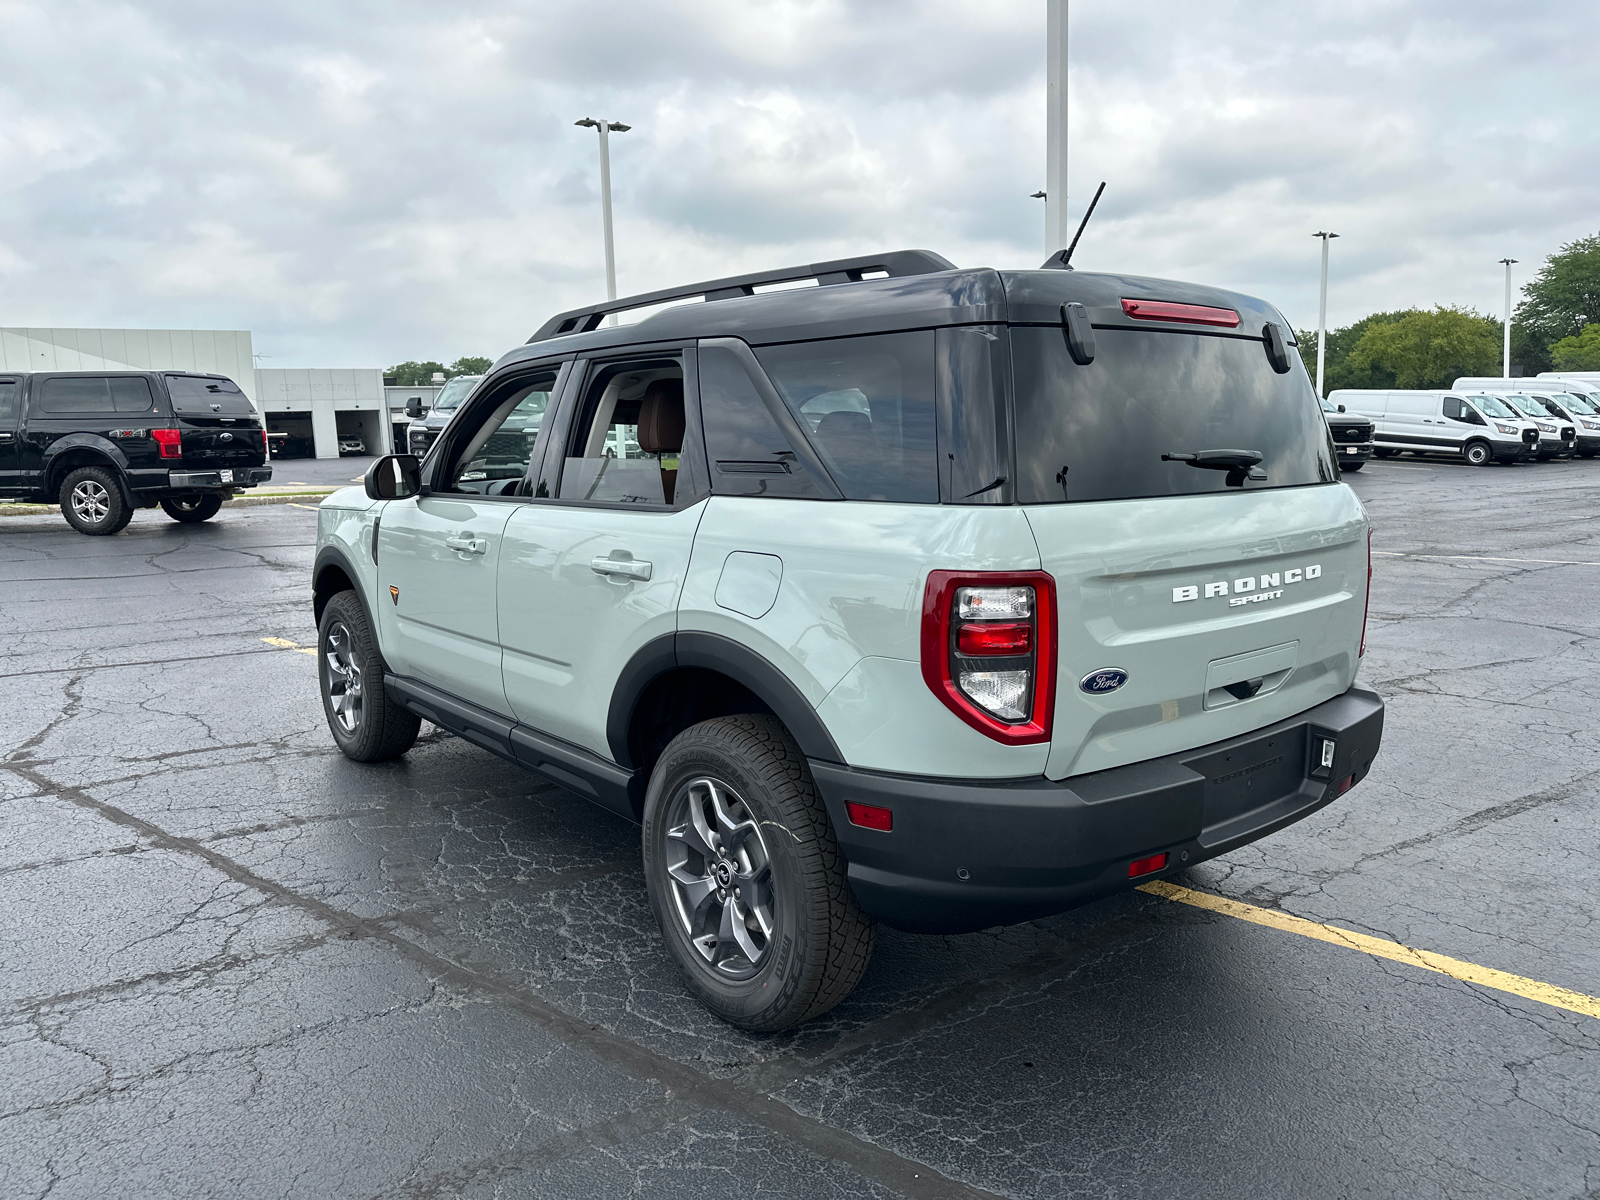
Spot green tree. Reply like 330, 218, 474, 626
1345, 306, 1501, 389
1514, 234, 1600, 362
1296, 310, 1411, 392
386, 360, 448, 386
449, 356, 493, 375
1549, 323, 1600, 371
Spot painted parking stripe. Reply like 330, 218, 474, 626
1374, 551, 1600, 567
1140, 880, 1600, 1022
262, 637, 317, 657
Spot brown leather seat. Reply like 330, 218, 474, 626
636, 378, 685, 502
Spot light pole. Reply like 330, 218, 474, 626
574, 117, 631, 314
1313, 231, 1339, 398
1499, 257, 1518, 378
1044, 0, 1068, 256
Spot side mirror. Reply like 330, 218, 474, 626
405, 397, 425, 419
365, 454, 422, 500
1336, 403, 1346, 412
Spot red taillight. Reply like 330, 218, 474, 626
921, 570, 1056, 746
957, 621, 1032, 656
152, 427, 182, 459
261, 428, 268, 454
1359, 527, 1372, 658
1120, 297, 1241, 328
1129, 852, 1169, 878
845, 802, 893, 832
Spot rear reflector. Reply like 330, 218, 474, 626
957, 621, 1032, 656
1120, 298, 1241, 328
1128, 852, 1169, 878
1330, 774, 1355, 799
846, 802, 893, 832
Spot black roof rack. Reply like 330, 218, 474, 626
527, 249, 956, 342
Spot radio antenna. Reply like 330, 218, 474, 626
1059, 181, 1106, 270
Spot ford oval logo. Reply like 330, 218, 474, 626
1080, 668, 1129, 695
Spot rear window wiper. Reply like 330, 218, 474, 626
1162, 449, 1266, 487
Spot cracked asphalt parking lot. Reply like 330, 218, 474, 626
2, 460, 1598, 1200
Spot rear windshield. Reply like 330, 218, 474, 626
166, 375, 254, 415
1010, 327, 1335, 503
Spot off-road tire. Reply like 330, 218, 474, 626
642, 715, 874, 1031
59, 466, 132, 535
1341, 460, 1364, 472
161, 494, 223, 523
317, 589, 420, 762
1463, 440, 1492, 466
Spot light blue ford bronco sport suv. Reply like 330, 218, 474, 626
312, 250, 1384, 1030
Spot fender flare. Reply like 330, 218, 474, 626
312, 544, 372, 629
42, 435, 134, 504
605, 630, 844, 769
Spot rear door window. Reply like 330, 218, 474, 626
1010, 327, 1335, 504
166, 375, 255, 415
754, 332, 938, 503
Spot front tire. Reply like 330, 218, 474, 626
1341, 460, 1364, 472
642, 715, 874, 1031
60, 466, 132, 535
1463, 440, 1492, 466
161, 494, 224, 523
317, 589, 420, 762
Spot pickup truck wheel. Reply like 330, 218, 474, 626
317, 589, 420, 762
161, 494, 223, 523
1340, 460, 1364, 472
60, 466, 132, 535
642, 715, 874, 1032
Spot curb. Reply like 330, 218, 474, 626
0, 492, 335, 518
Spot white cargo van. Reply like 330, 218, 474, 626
1481, 394, 1575, 459
1329, 389, 1540, 465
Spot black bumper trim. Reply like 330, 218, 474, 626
811, 686, 1384, 933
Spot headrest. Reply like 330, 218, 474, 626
815, 410, 873, 438
637, 378, 685, 454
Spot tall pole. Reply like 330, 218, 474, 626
1044, 0, 1068, 256
1314, 231, 1339, 398
575, 117, 631, 319
1499, 258, 1518, 378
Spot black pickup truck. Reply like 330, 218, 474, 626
1320, 396, 1375, 471
0, 371, 272, 534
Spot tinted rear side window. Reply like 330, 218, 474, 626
755, 332, 938, 503
39, 377, 112, 413
1011, 327, 1335, 504
0, 380, 17, 420
110, 377, 155, 412
166, 375, 254, 415
698, 345, 826, 499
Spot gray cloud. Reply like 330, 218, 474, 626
0, 0, 1595, 368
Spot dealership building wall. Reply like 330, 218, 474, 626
255, 368, 406, 459
0, 327, 256, 398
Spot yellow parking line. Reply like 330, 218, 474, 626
262, 637, 318, 657
287, 503, 320, 510
1139, 880, 1600, 1022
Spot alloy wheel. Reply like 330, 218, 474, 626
323, 621, 364, 733
71, 480, 111, 524
663, 776, 776, 979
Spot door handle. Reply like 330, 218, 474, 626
591, 555, 653, 582
444, 534, 487, 555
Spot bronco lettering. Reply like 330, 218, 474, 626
1173, 563, 1321, 604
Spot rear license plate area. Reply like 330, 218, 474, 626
1187, 727, 1307, 829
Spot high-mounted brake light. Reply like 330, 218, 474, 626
1120, 298, 1241, 328
152, 427, 183, 459
922, 571, 1056, 745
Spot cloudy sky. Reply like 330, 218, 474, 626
2, 0, 1597, 367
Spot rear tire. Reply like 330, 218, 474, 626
59, 466, 132, 535
317, 589, 420, 762
1463, 440, 1492, 466
642, 715, 874, 1032
161, 494, 224, 523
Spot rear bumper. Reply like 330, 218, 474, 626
164, 466, 273, 489
812, 685, 1384, 933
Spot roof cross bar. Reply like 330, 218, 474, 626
527, 249, 956, 342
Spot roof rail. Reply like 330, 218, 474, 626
527, 249, 957, 342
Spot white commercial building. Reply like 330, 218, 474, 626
255, 368, 409, 460
0, 327, 256, 398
